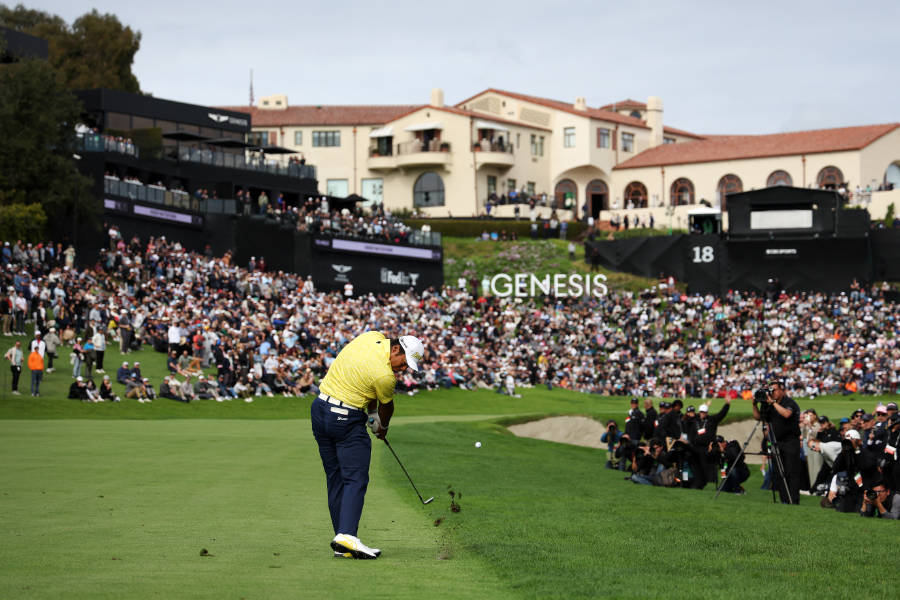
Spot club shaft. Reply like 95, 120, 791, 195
383, 439, 427, 503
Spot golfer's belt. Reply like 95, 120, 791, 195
318, 392, 363, 411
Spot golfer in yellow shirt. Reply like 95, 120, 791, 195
312, 331, 425, 559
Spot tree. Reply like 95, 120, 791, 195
0, 4, 141, 92
0, 57, 94, 238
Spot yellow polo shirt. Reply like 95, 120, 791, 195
319, 331, 395, 409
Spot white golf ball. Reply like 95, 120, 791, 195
475, 441, 482, 448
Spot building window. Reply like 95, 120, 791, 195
360, 178, 383, 207
294, 131, 303, 146
487, 175, 497, 196
663, 137, 676, 144
527, 181, 535, 195
622, 132, 635, 153
507, 178, 517, 191
716, 174, 743, 210
313, 131, 341, 147
587, 179, 609, 214
414, 172, 445, 207
326, 179, 349, 198
816, 165, 844, 189
670, 177, 695, 206
563, 127, 575, 148
530, 134, 538, 156
538, 136, 545, 156
597, 128, 610, 148
623, 181, 648, 208
247, 131, 268, 147
767, 170, 793, 187
629, 110, 642, 119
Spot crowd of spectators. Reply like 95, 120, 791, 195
601, 395, 899, 518
2, 234, 899, 404
243, 195, 426, 245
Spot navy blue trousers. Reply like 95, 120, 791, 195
311, 397, 371, 536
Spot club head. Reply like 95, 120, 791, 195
423, 497, 434, 505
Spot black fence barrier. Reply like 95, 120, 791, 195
587, 231, 895, 294
310, 237, 443, 295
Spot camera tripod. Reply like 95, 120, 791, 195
714, 410, 792, 504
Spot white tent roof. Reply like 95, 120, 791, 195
474, 120, 510, 132
369, 126, 393, 138
404, 121, 443, 132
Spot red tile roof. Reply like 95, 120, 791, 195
614, 123, 900, 170
387, 104, 553, 132
456, 88, 651, 129
216, 104, 420, 127
662, 125, 705, 140
600, 99, 647, 111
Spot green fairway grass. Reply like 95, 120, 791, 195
2, 335, 899, 598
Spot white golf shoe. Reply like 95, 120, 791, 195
330, 533, 381, 559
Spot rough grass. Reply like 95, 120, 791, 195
442, 236, 663, 293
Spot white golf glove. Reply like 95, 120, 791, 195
367, 412, 385, 435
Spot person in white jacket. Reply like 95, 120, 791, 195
92, 328, 107, 373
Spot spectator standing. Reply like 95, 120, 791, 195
92, 328, 106, 373
44, 327, 61, 373
4, 340, 23, 395
27, 346, 44, 397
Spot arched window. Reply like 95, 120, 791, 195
885, 162, 900, 189
554, 179, 577, 209
767, 170, 793, 187
670, 178, 694, 206
629, 110, 642, 119
623, 181, 648, 208
716, 174, 743, 210
586, 179, 609, 216
816, 166, 844, 189
413, 172, 445, 207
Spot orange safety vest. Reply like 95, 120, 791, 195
28, 350, 44, 371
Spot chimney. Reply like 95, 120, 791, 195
430, 88, 444, 107
646, 96, 663, 148
574, 97, 587, 111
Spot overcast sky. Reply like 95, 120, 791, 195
25, 0, 900, 135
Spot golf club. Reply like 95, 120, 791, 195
383, 438, 434, 505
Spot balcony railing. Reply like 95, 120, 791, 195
76, 134, 317, 180
473, 140, 513, 153
397, 140, 451, 154
103, 177, 235, 214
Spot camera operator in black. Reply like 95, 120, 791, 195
752, 379, 802, 504
660, 399, 684, 444
653, 401, 670, 442
643, 399, 658, 441
689, 400, 732, 484
712, 434, 750, 493
882, 413, 900, 491
625, 398, 645, 442
614, 434, 637, 472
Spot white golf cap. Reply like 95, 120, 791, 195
844, 429, 860, 441
699, 404, 709, 413
398, 335, 425, 372
76, 376, 83, 382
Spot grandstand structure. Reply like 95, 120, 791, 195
220, 88, 900, 226
69, 89, 319, 257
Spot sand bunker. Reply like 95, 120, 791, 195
508, 415, 764, 463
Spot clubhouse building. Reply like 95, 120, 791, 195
221, 88, 900, 227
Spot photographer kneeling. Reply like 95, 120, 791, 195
752, 379, 802, 504
712, 435, 750, 494
824, 429, 878, 512
601, 420, 624, 470
860, 479, 900, 520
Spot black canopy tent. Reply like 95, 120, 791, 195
205, 137, 254, 148
258, 145, 298, 155
162, 131, 209, 142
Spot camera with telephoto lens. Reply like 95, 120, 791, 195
865, 489, 878, 501
753, 387, 770, 404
